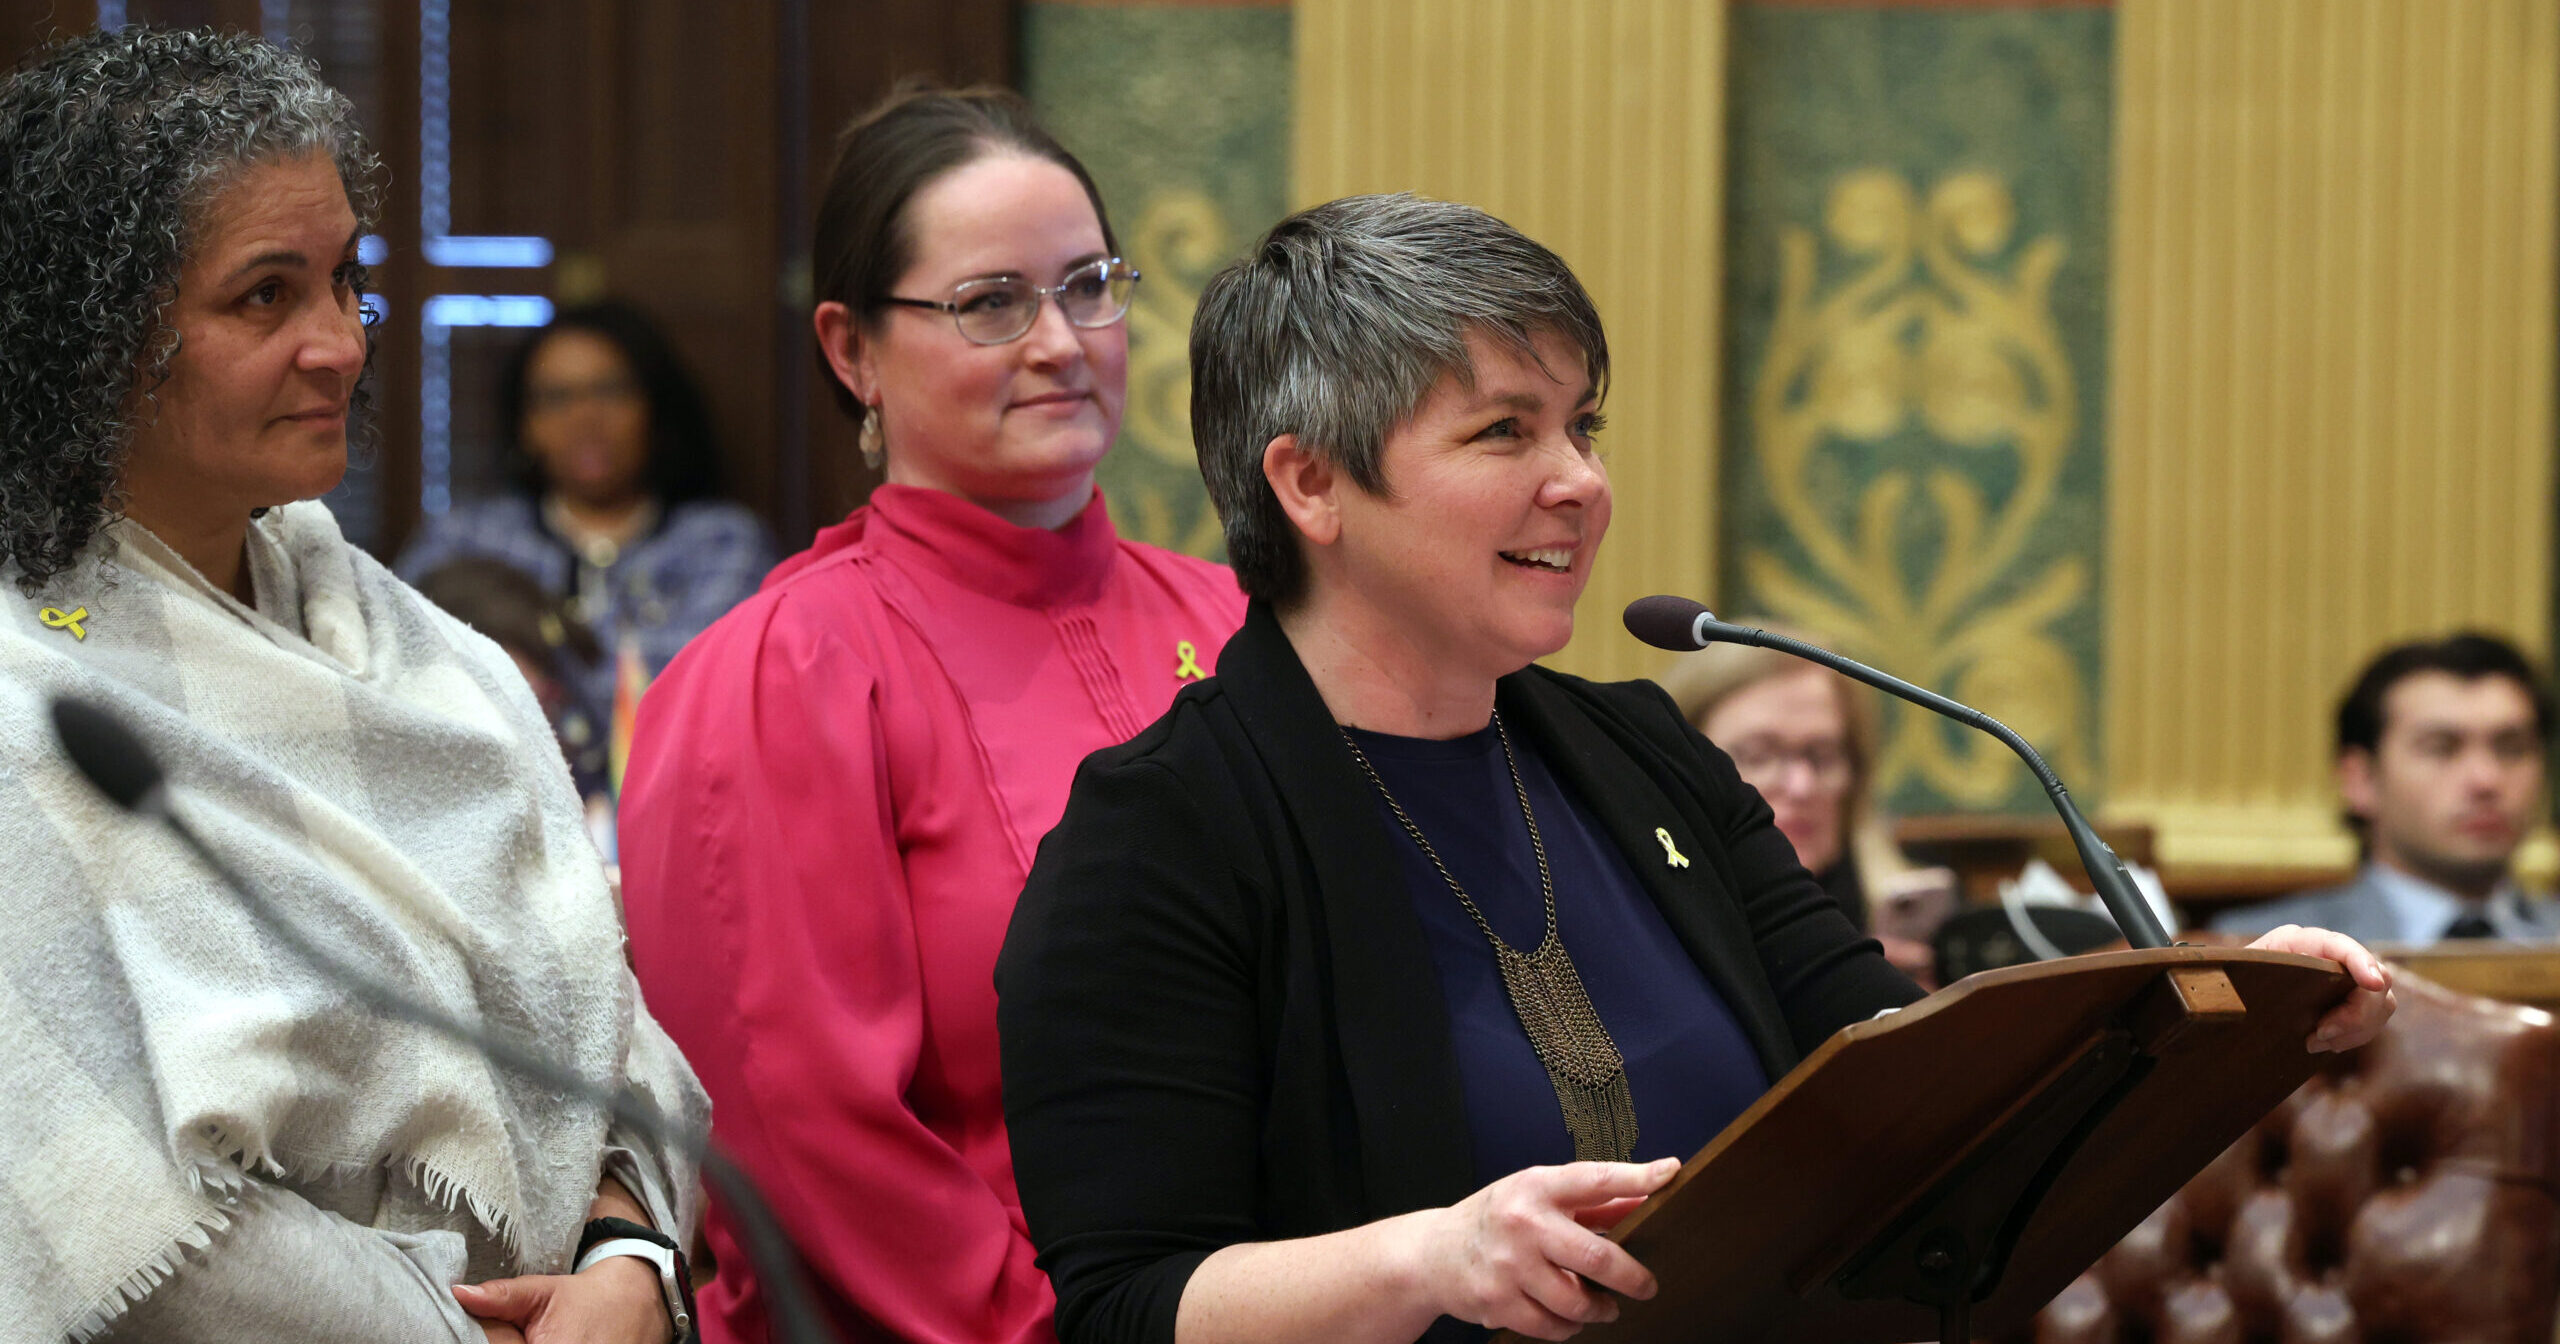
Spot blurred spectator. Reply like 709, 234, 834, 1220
2215, 632, 2560, 943
414, 556, 607, 800
395, 300, 777, 736
1659, 630, 1948, 981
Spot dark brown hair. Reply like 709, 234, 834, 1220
810, 81, 1118, 424
2336, 631, 2553, 758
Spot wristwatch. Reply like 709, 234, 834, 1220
574, 1215, 696, 1343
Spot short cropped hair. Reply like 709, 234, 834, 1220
2336, 631, 2554, 758
1189, 193, 1609, 604
0, 28, 380, 592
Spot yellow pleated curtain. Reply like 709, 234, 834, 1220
1294, 0, 1731, 688
2107, 0, 2559, 871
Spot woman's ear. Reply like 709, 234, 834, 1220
1262, 434, 1343, 549
813, 301, 874, 406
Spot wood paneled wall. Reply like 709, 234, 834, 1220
0, 1, 1019, 555
0, 1, 104, 50
1293, 0, 1729, 684
2106, 0, 2560, 866
443, 0, 1016, 553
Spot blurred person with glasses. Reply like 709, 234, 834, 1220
396, 300, 778, 802
613, 84, 1245, 1344
1657, 628, 1949, 982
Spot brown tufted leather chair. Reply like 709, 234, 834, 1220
2028, 972, 2560, 1344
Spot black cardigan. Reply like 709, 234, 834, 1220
996, 603, 1921, 1344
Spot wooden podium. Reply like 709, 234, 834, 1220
1502, 947, 2353, 1344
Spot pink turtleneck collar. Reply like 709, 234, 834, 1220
769, 483, 1122, 608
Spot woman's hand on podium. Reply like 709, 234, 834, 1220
1413, 1156, 1681, 1340
1173, 1154, 1681, 1344
2246, 923, 2397, 1051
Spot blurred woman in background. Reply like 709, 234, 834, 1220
616, 84, 1246, 1344
1657, 632, 1944, 980
397, 300, 776, 749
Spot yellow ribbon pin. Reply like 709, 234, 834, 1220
1655, 827, 1690, 868
1174, 639, 1207, 681
39, 606, 87, 640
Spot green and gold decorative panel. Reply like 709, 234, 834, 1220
1722, 5, 2112, 814
1023, 1, 1292, 560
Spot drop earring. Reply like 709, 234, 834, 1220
858, 405, 885, 471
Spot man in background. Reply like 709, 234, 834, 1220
2215, 633, 2559, 943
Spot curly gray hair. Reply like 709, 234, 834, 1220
1189, 193, 1609, 605
0, 27, 382, 593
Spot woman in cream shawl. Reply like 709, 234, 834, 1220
0, 29, 705, 1343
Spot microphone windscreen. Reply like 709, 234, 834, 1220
51, 697, 164, 812
1623, 594, 1713, 651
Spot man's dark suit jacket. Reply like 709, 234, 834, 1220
996, 602, 1922, 1344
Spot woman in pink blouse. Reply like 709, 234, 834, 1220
616, 86, 1245, 1344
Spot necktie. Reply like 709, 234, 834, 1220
2443, 910, 2499, 940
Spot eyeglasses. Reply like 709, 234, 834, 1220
882, 257, 1140, 346
1726, 739, 1853, 793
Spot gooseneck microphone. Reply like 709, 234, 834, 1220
1623, 596, 2171, 951
48, 696, 834, 1344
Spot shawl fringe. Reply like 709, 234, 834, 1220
64, 1201, 237, 1344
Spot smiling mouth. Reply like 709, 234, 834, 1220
1501, 547, 1574, 573
1014, 391, 1088, 409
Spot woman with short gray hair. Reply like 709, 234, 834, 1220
1188, 191, 1611, 609
997, 193, 2395, 1344
0, 29, 704, 1343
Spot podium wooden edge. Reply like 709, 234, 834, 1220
1489, 946, 2350, 1344
1599, 947, 2341, 1251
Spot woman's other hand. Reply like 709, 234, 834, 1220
1408, 1157, 1681, 1341
453, 1257, 670, 1344
2246, 923, 2397, 1051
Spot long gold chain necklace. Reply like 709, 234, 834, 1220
1340, 712, 1639, 1163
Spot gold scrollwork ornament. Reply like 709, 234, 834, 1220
1748, 168, 2089, 806
1109, 188, 1234, 559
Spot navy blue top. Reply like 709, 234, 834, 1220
1346, 720, 1770, 1188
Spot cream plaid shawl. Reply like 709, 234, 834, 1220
0, 503, 705, 1341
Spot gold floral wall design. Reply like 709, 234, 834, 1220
1024, 2, 1291, 560
1724, 7, 2111, 816
1748, 168, 2089, 806
1111, 189, 1233, 558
